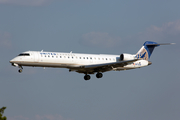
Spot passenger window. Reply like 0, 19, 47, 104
87, 57, 88, 59
80, 57, 81, 59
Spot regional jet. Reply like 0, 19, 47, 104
9, 41, 174, 80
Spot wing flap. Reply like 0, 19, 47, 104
75, 59, 140, 74
84, 59, 139, 68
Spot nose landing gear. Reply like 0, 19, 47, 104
18, 66, 23, 73
18, 69, 23, 73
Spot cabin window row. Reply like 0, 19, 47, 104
41, 55, 115, 61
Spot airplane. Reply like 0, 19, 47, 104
9, 41, 174, 80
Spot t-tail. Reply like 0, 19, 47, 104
135, 41, 175, 61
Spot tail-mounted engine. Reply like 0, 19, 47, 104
120, 53, 136, 61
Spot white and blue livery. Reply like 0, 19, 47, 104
10, 41, 174, 80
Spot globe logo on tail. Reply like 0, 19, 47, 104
135, 47, 149, 60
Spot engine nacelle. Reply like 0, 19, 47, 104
120, 53, 136, 61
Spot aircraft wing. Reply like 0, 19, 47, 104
75, 59, 140, 74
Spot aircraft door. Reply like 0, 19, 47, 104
34, 52, 39, 62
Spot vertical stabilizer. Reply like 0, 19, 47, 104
135, 41, 159, 60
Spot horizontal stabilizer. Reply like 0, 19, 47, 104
146, 43, 175, 46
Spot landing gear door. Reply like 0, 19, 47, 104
34, 52, 39, 62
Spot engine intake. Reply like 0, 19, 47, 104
120, 53, 135, 61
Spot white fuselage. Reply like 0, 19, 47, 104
9, 41, 171, 80
10, 51, 149, 72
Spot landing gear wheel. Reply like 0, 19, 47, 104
96, 73, 103, 78
84, 75, 91, 80
18, 69, 22, 73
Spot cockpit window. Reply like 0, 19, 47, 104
18, 53, 30, 56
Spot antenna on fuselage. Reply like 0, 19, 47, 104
41, 50, 43, 52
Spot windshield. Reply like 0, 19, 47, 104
18, 53, 30, 56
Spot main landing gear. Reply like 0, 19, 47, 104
96, 72, 103, 78
84, 74, 91, 80
84, 72, 103, 80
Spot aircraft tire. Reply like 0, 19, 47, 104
18, 69, 22, 73
96, 73, 103, 78
84, 75, 91, 80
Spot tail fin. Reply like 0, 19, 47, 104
135, 41, 174, 60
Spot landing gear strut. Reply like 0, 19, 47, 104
96, 72, 103, 78
18, 66, 23, 73
84, 74, 91, 80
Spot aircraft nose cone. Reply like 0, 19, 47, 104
9, 57, 18, 63
9, 58, 19, 67
148, 61, 152, 65
9, 59, 15, 63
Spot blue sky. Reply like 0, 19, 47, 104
0, 0, 179, 120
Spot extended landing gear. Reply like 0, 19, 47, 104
84, 74, 91, 80
18, 66, 23, 73
96, 72, 103, 78
84, 73, 103, 80
18, 69, 23, 73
